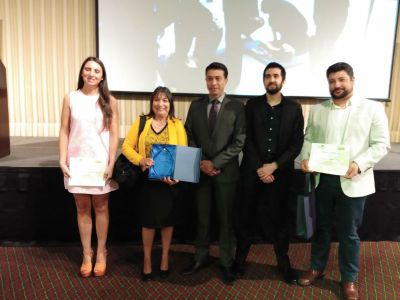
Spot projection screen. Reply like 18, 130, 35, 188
97, 0, 399, 100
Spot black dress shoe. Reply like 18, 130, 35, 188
159, 268, 170, 279
232, 261, 246, 277
141, 271, 153, 282
276, 254, 298, 284
220, 266, 237, 284
278, 267, 298, 284
182, 261, 207, 275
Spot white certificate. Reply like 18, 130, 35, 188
68, 157, 107, 187
308, 143, 350, 176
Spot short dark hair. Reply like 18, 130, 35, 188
145, 86, 175, 119
326, 62, 354, 78
263, 62, 286, 81
205, 62, 228, 78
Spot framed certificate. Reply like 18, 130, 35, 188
149, 144, 176, 179
308, 143, 350, 176
68, 157, 107, 187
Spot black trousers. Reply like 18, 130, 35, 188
235, 169, 293, 268
194, 176, 237, 268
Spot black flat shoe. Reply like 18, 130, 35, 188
181, 260, 208, 275
141, 271, 153, 282
220, 266, 237, 285
159, 268, 170, 279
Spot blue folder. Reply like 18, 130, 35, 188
149, 144, 201, 183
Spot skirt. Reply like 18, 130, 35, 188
139, 178, 181, 228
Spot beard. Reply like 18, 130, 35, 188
330, 88, 351, 99
266, 83, 282, 95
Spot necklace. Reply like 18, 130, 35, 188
152, 119, 167, 130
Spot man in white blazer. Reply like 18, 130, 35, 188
298, 62, 390, 300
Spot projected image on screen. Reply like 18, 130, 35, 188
97, 0, 398, 99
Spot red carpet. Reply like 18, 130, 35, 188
0, 242, 399, 299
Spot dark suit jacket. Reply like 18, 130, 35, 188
185, 95, 246, 183
242, 94, 304, 174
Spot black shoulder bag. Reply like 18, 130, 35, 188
112, 116, 146, 190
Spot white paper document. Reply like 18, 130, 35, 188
68, 157, 107, 187
308, 143, 350, 176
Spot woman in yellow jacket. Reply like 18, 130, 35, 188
122, 86, 187, 281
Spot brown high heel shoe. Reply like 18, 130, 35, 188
80, 249, 93, 278
94, 250, 107, 277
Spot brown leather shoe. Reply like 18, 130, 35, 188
297, 269, 324, 286
341, 282, 359, 300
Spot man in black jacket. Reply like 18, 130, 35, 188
233, 62, 304, 284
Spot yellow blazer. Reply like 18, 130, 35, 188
122, 116, 188, 166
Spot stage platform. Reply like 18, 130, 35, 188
0, 137, 399, 244
1, 137, 400, 169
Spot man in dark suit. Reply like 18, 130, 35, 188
182, 62, 246, 284
233, 62, 304, 284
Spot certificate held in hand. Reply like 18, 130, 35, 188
149, 144, 201, 183
68, 157, 107, 187
308, 143, 350, 176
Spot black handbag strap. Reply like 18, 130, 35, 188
134, 115, 146, 151
138, 115, 146, 136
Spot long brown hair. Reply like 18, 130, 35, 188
77, 56, 112, 130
